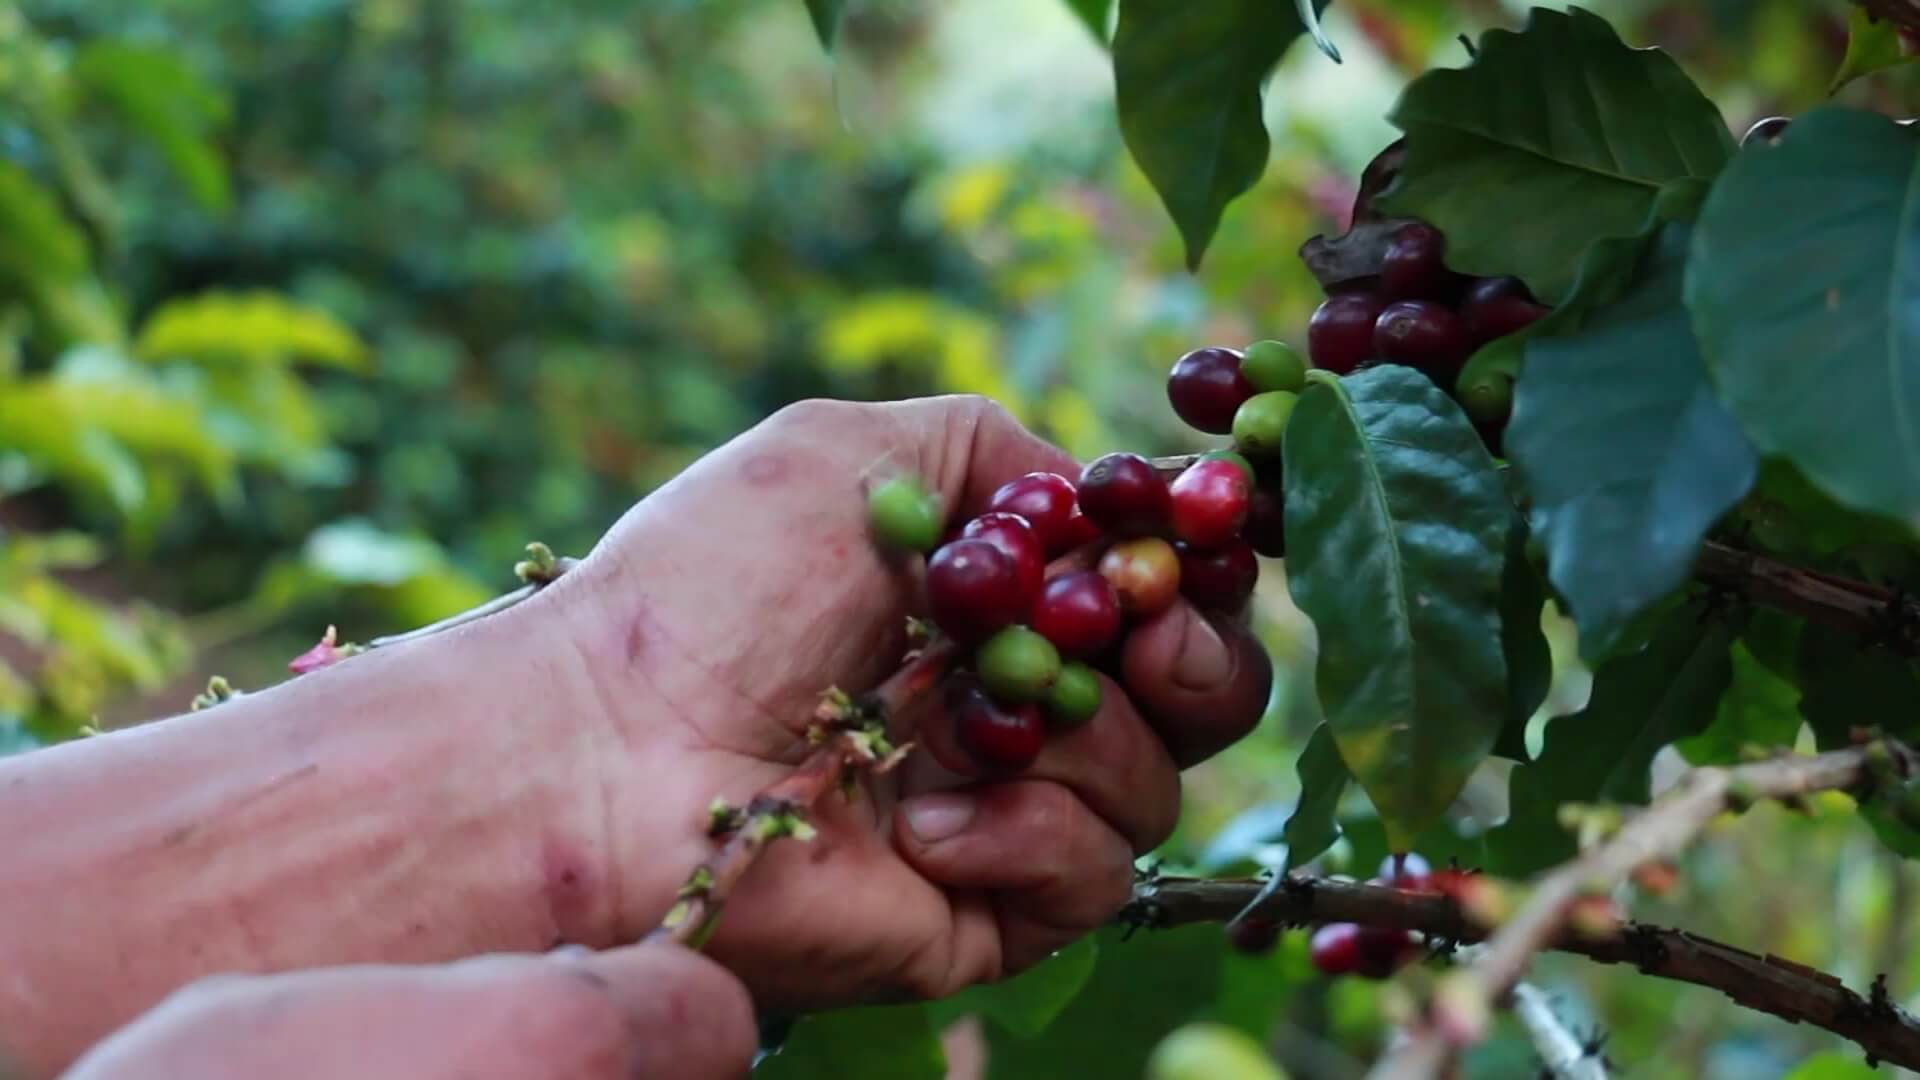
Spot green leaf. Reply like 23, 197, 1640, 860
1378, 7, 1732, 303
1510, 224, 1756, 661
1675, 642, 1801, 765
1782, 1051, 1886, 1080
754, 1004, 944, 1079
984, 925, 1220, 1079
1063, 0, 1112, 43
136, 290, 369, 369
803, 0, 845, 50
1296, 0, 1341, 63
1281, 724, 1348, 869
1687, 107, 1920, 530
1283, 365, 1511, 849
1798, 629, 1920, 751
71, 43, 231, 211
1487, 601, 1735, 875
929, 938, 1097, 1039
1113, 0, 1321, 270
0, 162, 89, 283
1828, 7, 1917, 94
1495, 515, 1551, 761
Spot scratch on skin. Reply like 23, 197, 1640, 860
160, 763, 322, 850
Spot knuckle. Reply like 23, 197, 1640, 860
767, 396, 862, 433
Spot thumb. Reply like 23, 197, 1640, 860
552, 942, 757, 1079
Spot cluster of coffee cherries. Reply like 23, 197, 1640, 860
865, 342, 1303, 772
1306, 223, 1548, 452
1225, 853, 1437, 979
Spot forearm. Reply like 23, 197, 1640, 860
0, 602, 611, 1077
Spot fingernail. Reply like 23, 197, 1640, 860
1173, 610, 1233, 690
903, 793, 977, 843
547, 943, 593, 961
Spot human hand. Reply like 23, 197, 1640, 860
535, 395, 1273, 1008
62, 943, 753, 1080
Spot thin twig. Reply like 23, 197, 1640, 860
1510, 983, 1606, 1080
1364, 743, 1920, 1078
649, 638, 958, 947
1128, 865, 1920, 1071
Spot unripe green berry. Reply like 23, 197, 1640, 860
1147, 1022, 1288, 1080
1198, 448, 1256, 485
1458, 372, 1514, 423
866, 475, 944, 552
977, 626, 1061, 704
1232, 391, 1297, 459
1046, 662, 1102, 729
1242, 340, 1307, 394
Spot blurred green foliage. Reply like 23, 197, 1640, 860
4, 0, 1920, 1077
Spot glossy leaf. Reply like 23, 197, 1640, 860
1281, 724, 1349, 869
1688, 107, 1920, 529
1675, 642, 1801, 765
1510, 224, 1757, 661
755, 1004, 943, 1080
1495, 515, 1552, 761
1488, 601, 1735, 875
1063, 0, 1112, 42
930, 938, 1097, 1039
1828, 7, 1917, 93
1113, 0, 1321, 269
1283, 365, 1510, 849
1378, 7, 1732, 303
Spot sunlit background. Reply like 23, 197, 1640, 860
2, 1, 1915, 1076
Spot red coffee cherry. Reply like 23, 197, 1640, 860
1308, 292, 1386, 375
987, 472, 1081, 555
1462, 294, 1548, 346
1226, 915, 1280, 954
947, 680, 1045, 772
1373, 299, 1469, 384
1166, 347, 1254, 435
1243, 487, 1286, 559
1078, 453, 1172, 538
1309, 923, 1363, 976
1380, 222, 1449, 301
1031, 570, 1122, 658
961, 512, 1046, 603
1355, 926, 1418, 979
1176, 539, 1258, 612
926, 539, 1026, 644
1378, 851, 1434, 892
1169, 459, 1251, 549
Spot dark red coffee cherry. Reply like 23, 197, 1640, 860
1166, 347, 1254, 435
1243, 487, 1286, 558
1031, 570, 1122, 658
1176, 539, 1258, 612
961, 512, 1046, 603
1169, 459, 1251, 549
1461, 275, 1535, 308
1307, 293, 1386, 375
926, 539, 1026, 644
1462, 294, 1548, 347
1373, 300, 1469, 384
1378, 852, 1433, 892
1226, 916, 1280, 955
1380, 222, 1449, 301
1355, 926, 1417, 979
987, 472, 1080, 556
948, 681, 1044, 772
1078, 452, 1171, 538
1309, 923, 1363, 976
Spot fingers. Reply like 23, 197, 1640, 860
869, 395, 1081, 521
1119, 601, 1274, 767
64, 945, 755, 1080
893, 780, 1136, 976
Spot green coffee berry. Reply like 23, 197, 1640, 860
976, 626, 1062, 704
866, 475, 944, 552
1046, 662, 1102, 729
1232, 391, 1297, 459
1242, 339, 1307, 395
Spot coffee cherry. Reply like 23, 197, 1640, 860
1243, 488, 1286, 558
1098, 537, 1181, 617
1231, 391, 1296, 460
1380, 222, 1449, 301
1198, 448, 1256, 485
1046, 661, 1103, 729
976, 626, 1061, 704
1031, 570, 1122, 658
1309, 923, 1363, 976
1742, 115, 1790, 146
1146, 1023, 1287, 1080
1458, 371, 1513, 424
961, 512, 1046, 602
1242, 339, 1307, 394
1078, 452, 1172, 538
1378, 852, 1433, 891
1225, 915, 1280, 954
1373, 300, 1469, 383
950, 682, 1045, 772
1307, 293, 1385, 375
1462, 294, 1548, 346
1166, 347, 1254, 435
1177, 539, 1258, 612
1355, 926, 1417, 979
987, 472, 1081, 555
926, 539, 1026, 644
866, 475, 943, 552
1461, 275, 1535, 308
1169, 459, 1251, 549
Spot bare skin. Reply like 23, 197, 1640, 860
0, 396, 1272, 1078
